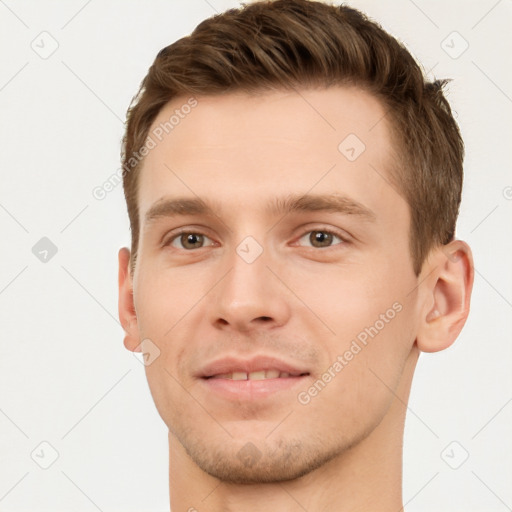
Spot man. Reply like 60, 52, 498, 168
118, 0, 474, 510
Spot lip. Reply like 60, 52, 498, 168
198, 355, 309, 379
197, 355, 310, 401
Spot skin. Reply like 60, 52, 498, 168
118, 86, 474, 512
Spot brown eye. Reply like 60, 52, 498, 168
166, 232, 214, 250
297, 229, 345, 249
310, 231, 333, 247
180, 233, 204, 249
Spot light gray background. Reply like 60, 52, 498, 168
0, 0, 511, 510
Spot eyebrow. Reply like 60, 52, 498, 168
143, 193, 376, 226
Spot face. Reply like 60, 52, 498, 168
128, 86, 423, 483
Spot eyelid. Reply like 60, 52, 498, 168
161, 227, 216, 249
161, 225, 352, 251
293, 226, 351, 248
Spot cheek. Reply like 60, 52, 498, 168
142, 342, 190, 430
338, 293, 417, 408
134, 263, 202, 338
296, 301, 416, 440
290, 261, 417, 386
280, 257, 408, 339
132, 269, 191, 424
333, 277, 416, 375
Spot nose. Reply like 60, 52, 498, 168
209, 244, 291, 333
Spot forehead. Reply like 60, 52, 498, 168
137, 86, 401, 220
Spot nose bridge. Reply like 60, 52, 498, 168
211, 235, 289, 330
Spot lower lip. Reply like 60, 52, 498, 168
200, 375, 309, 400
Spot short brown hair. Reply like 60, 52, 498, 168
122, 0, 464, 276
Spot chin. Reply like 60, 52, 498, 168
178, 432, 343, 484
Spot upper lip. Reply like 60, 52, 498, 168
198, 355, 310, 378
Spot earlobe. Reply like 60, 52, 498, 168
416, 240, 474, 353
118, 247, 141, 352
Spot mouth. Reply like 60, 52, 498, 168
205, 370, 309, 380
198, 356, 311, 400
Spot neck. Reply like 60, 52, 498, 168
168, 348, 419, 512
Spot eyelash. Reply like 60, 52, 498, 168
162, 227, 349, 251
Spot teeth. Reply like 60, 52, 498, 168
210, 370, 300, 380
248, 370, 266, 380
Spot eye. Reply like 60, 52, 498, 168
165, 232, 215, 250
297, 229, 346, 249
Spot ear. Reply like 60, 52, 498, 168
416, 240, 474, 353
118, 247, 141, 352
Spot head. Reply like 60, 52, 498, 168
119, 0, 473, 484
